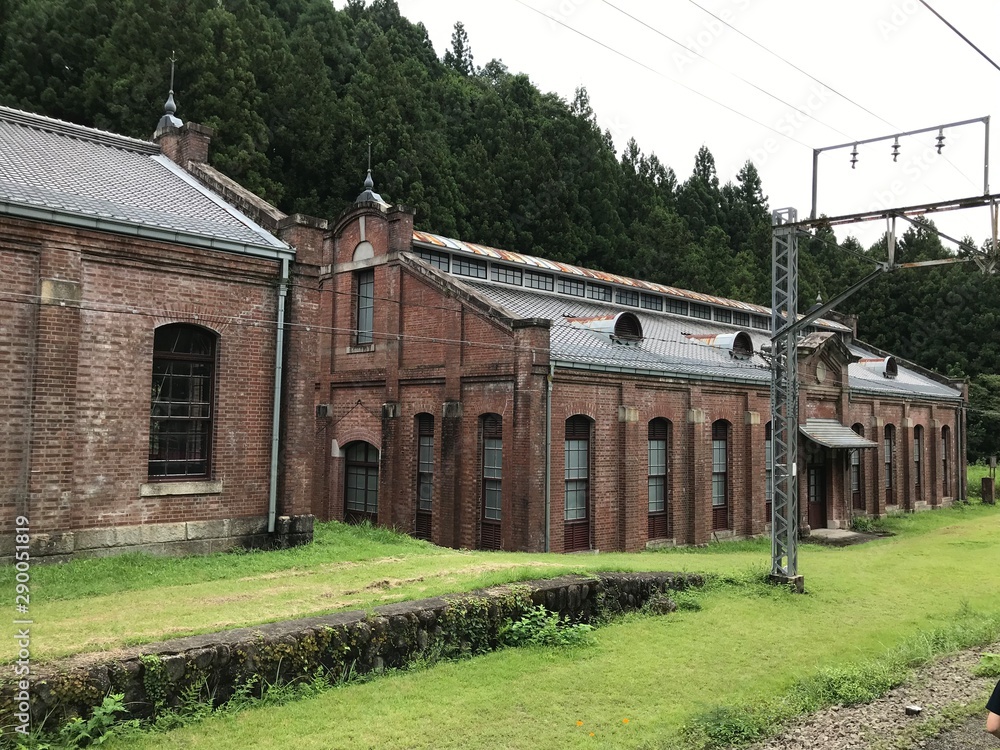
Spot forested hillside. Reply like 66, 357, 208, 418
1, 0, 997, 458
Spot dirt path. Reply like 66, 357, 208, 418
746, 642, 999, 750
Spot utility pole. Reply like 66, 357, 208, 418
770, 117, 998, 589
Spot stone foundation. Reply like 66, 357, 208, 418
0, 515, 315, 564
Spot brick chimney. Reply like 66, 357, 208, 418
156, 122, 214, 167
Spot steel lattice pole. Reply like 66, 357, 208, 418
771, 209, 799, 581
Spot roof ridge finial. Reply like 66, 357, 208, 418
154, 50, 184, 139
164, 51, 178, 115
355, 136, 388, 207
364, 136, 374, 190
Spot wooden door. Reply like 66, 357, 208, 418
808, 466, 827, 529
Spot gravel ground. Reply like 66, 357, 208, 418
746, 642, 1000, 750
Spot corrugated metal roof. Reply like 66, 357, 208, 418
0, 106, 288, 252
847, 344, 961, 400
461, 281, 963, 401
801, 419, 879, 449
469, 282, 773, 383
412, 228, 850, 331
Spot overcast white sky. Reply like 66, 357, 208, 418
386, 0, 1000, 249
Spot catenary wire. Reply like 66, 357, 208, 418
917, 0, 1000, 74
510, 0, 816, 151
598, 0, 857, 142
683, 0, 981, 193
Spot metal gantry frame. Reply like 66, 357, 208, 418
770, 116, 999, 588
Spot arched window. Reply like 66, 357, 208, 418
941, 425, 951, 496
564, 416, 592, 552
711, 420, 730, 531
764, 422, 773, 521
851, 424, 866, 511
354, 268, 375, 345
648, 418, 670, 539
479, 414, 503, 550
415, 414, 434, 540
884, 424, 896, 505
344, 441, 379, 525
913, 425, 924, 500
149, 324, 217, 479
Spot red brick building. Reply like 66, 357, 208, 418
0, 105, 967, 559
0, 106, 317, 559
313, 201, 966, 553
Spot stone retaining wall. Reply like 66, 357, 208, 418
2, 571, 702, 728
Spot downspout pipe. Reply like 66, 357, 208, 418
544, 362, 554, 552
958, 402, 966, 502
268, 256, 289, 533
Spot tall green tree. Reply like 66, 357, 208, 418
443, 21, 474, 76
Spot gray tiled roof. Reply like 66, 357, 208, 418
0, 106, 287, 252
469, 282, 772, 384
847, 343, 962, 400
466, 280, 963, 401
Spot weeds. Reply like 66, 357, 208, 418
10, 693, 134, 750
850, 515, 891, 534
500, 605, 593, 648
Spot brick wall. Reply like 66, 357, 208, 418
314, 208, 966, 554
0, 215, 291, 550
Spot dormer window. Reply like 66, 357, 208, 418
685, 331, 754, 359
613, 312, 643, 342
565, 312, 644, 346
858, 356, 898, 379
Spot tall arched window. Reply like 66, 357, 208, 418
344, 441, 379, 525
884, 424, 896, 505
941, 425, 951, 496
479, 414, 503, 550
764, 422, 773, 522
354, 268, 375, 345
851, 424, 866, 511
149, 324, 217, 479
913, 425, 924, 500
564, 416, 592, 552
711, 420, 730, 531
415, 413, 434, 540
648, 418, 670, 539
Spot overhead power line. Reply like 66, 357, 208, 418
683, 0, 895, 130
683, 0, 979, 193
510, 0, 815, 150
916, 0, 1000, 74
598, 0, 856, 142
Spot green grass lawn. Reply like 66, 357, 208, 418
0, 524, 769, 665
92, 499, 1000, 750
0, 492, 987, 749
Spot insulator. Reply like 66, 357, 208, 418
850, 143, 859, 169
935, 128, 945, 154
891, 137, 900, 162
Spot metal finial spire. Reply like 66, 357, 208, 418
363, 137, 374, 190
164, 51, 178, 115
356, 137, 388, 207
154, 50, 184, 138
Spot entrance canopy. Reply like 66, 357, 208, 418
800, 418, 878, 449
